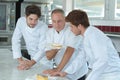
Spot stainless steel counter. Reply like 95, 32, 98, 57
105, 32, 120, 37
105, 33, 120, 54
0, 49, 69, 80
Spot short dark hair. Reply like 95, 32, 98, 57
25, 4, 41, 18
66, 10, 90, 28
51, 8, 65, 16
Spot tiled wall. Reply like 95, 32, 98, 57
48, 24, 53, 28
95, 26, 120, 52
48, 24, 120, 52
95, 26, 120, 33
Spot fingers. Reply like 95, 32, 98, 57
17, 63, 30, 70
59, 72, 67, 77
43, 69, 55, 74
43, 69, 67, 77
17, 65, 26, 70
43, 70, 49, 74
50, 72, 61, 76
50, 72, 67, 77
20, 60, 30, 65
17, 59, 32, 70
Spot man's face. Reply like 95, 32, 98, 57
51, 13, 65, 32
26, 14, 39, 28
70, 23, 81, 36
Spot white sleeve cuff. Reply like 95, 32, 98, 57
13, 51, 22, 59
32, 50, 45, 62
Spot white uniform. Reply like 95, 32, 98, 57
12, 17, 48, 62
84, 26, 120, 80
45, 23, 88, 80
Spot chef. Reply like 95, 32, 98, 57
64, 9, 120, 80
12, 5, 48, 70
43, 9, 88, 80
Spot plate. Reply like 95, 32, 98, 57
46, 43, 62, 49
51, 43, 62, 49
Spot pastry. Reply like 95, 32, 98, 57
51, 43, 62, 49
36, 74, 48, 80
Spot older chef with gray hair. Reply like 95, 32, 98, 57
43, 9, 88, 80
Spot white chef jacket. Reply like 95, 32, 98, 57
83, 26, 120, 80
12, 17, 48, 62
45, 23, 88, 80
64, 40, 88, 80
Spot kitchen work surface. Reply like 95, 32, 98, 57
0, 49, 69, 80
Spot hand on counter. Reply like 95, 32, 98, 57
50, 71, 67, 77
43, 68, 67, 77
17, 59, 36, 70
43, 68, 58, 74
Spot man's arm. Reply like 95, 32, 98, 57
12, 18, 22, 60
43, 46, 74, 74
57, 46, 74, 71
46, 49, 59, 60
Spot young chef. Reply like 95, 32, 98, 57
43, 9, 88, 80
12, 4, 48, 70
62, 9, 120, 80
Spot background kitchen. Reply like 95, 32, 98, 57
0, 0, 120, 54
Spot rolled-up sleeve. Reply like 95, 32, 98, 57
67, 33, 83, 50
64, 48, 86, 74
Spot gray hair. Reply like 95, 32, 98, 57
51, 8, 65, 16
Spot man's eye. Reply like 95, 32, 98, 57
52, 21, 56, 23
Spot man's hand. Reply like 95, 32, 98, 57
17, 59, 36, 70
43, 69, 67, 77
43, 68, 58, 75
17, 57, 23, 64
50, 72, 67, 77
46, 49, 59, 60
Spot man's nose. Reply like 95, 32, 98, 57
32, 20, 36, 24
55, 22, 59, 26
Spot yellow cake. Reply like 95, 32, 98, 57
36, 74, 48, 80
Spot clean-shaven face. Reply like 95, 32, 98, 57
51, 13, 65, 32
70, 23, 81, 36
26, 14, 39, 28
